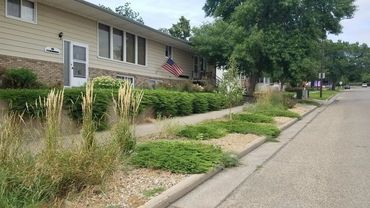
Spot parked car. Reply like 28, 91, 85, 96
344, 85, 351, 89
362, 83, 368, 88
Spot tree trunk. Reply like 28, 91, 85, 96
280, 81, 285, 91
331, 81, 336, 91
247, 70, 262, 96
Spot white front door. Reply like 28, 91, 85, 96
64, 41, 89, 87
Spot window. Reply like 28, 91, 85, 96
98, 23, 146, 66
113, 28, 124, 61
126, 32, 136, 63
99, 23, 110, 58
165, 46, 172, 58
138, 36, 146, 65
117, 75, 135, 86
6, 0, 36, 23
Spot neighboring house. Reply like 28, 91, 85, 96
0, 0, 215, 87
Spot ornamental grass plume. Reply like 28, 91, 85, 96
43, 89, 64, 157
82, 81, 96, 152
0, 112, 23, 164
113, 81, 144, 154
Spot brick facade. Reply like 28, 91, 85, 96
0, 54, 187, 87
0, 54, 64, 87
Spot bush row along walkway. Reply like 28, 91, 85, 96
134, 105, 247, 137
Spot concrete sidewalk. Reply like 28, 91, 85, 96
134, 105, 247, 138
170, 101, 332, 208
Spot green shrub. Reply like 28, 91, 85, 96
0, 89, 110, 130
92, 76, 123, 89
2, 68, 39, 89
213, 120, 281, 138
282, 92, 297, 108
0, 89, 231, 128
193, 94, 208, 113
175, 93, 194, 116
149, 90, 177, 117
131, 141, 225, 174
203, 93, 222, 111
251, 106, 300, 118
177, 123, 228, 140
64, 88, 110, 131
233, 113, 274, 123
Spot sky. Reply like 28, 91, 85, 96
86, 0, 212, 29
86, 0, 370, 45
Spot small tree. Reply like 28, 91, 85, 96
218, 57, 244, 119
169, 16, 191, 40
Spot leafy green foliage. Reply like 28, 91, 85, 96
233, 113, 274, 123
192, 94, 209, 114
93, 76, 123, 89
194, 0, 356, 93
99, 2, 144, 24
251, 106, 300, 118
179, 119, 280, 140
131, 141, 225, 174
175, 93, 194, 116
298, 99, 321, 107
178, 123, 228, 140
169, 16, 191, 40
2, 68, 39, 89
215, 120, 280, 137
309, 90, 338, 100
218, 58, 244, 115
0, 89, 229, 127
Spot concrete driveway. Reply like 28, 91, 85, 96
219, 88, 370, 208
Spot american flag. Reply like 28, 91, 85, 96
162, 58, 184, 77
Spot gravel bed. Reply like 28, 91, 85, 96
200, 133, 262, 153
289, 104, 313, 115
274, 116, 295, 127
66, 104, 316, 208
68, 168, 188, 208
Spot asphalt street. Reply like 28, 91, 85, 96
218, 88, 370, 208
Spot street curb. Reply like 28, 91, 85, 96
141, 105, 319, 208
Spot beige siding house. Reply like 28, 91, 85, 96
0, 0, 215, 87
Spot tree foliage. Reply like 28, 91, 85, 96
193, 0, 356, 94
323, 40, 370, 88
100, 2, 144, 24
169, 16, 191, 40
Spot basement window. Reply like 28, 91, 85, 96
6, 0, 37, 23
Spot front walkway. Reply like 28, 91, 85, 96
134, 105, 247, 138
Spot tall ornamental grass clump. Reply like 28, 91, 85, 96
0, 113, 23, 165
0, 86, 118, 207
113, 81, 144, 154
82, 81, 96, 152
42, 89, 64, 157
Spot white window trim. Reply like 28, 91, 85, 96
165, 45, 173, 58
116, 74, 135, 86
97, 21, 147, 67
5, 0, 37, 24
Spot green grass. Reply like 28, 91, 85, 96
297, 99, 321, 106
250, 105, 300, 118
232, 113, 274, 123
309, 90, 338, 100
177, 124, 228, 140
213, 121, 280, 138
143, 187, 166, 197
130, 141, 227, 174
178, 119, 280, 140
